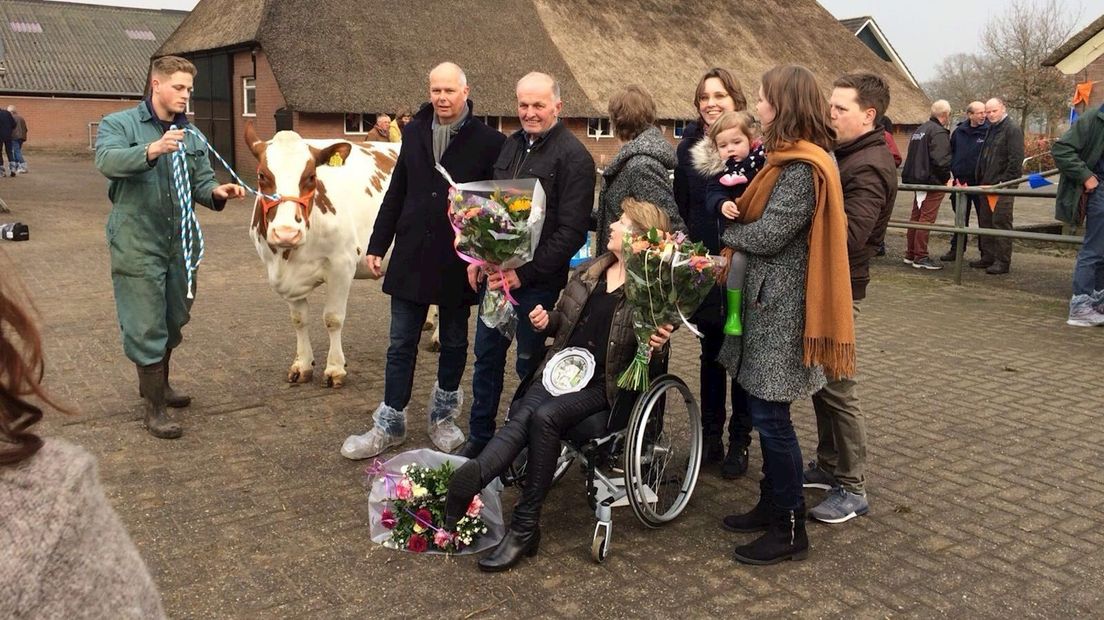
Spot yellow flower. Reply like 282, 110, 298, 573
508, 197, 532, 213
412, 485, 428, 498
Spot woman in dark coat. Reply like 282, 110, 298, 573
673, 67, 754, 479
595, 85, 685, 250
444, 199, 675, 573
718, 65, 853, 565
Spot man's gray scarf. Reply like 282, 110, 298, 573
431, 102, 470, 163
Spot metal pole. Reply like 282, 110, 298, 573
899, 183, 1057, 198
889, 220, 1083, 244
952, 188, 965, 285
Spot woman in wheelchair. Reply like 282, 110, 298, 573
445, 198, 675, 572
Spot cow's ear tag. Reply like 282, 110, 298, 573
328, 153, 345, 167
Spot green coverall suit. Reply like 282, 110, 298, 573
94, 101, 223, 366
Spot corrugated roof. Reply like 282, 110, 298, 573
159, 0, 932, 123
0, 0, 186, 97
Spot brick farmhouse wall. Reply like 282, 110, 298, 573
0, 94, 137, 150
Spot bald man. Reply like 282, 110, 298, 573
973, 97, 1024, 274
941, 101, 989, 260
902, 99, 952, 270
343, 62, 505, 460
456, 71, 596, 458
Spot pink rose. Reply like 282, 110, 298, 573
434, 529, 453, 549
380, 508, 397, 529
407, 535, 428, 553
466, 494, 484, 518
395, 477, 413, 500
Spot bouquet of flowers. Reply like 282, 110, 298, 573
366, 448, 505, 555
437, 164, 546, 339
617, 229, 727, 390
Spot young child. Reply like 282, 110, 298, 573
691, 111, 765, 336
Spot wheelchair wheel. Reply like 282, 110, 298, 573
624, 374, 702, 527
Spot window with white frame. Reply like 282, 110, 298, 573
344, 113, 376, 135
476, 115, 503, 132
587, 118, 613, 138
242, 77, 256, 117
672, 120, 687, 139
185, 97, 193, 115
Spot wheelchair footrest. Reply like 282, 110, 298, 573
594, 476, 657, 508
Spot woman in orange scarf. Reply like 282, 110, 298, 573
717, 65, 854, 565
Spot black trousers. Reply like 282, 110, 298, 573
474, 382, 607, 527
692, 286, 753, 447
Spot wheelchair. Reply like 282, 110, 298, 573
501, 354, 703, 563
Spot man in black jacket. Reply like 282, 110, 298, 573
454, 72, 596, 458
341, 62, 506, 460
941, 101, 988, 260
901, 100, 952, 270
0, 107, 15, 178
973, 97, 1025, 274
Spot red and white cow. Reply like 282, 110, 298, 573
244, 123, 398, 387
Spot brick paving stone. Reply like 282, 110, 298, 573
4, 153, 1104, 618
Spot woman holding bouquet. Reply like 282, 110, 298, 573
444, 198, 675, 572
717, 65, 854, 565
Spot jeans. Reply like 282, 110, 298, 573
1073, 187, 1104, 296
906, 191, 945, 260
748, 393, 803, 511
467, 286, 559, 444
12, 139, 24, 166
383, 297, 470, 411
692, 286, 753, 446
948, 192, 983, 252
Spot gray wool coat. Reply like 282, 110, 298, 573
718, 162, 827, 403
595, 125, 686, 249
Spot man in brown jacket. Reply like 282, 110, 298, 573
805, 73, 898, 524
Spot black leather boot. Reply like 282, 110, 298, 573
454, 438, 487, 459
444, 460, 482, 530
722, 484, 771, 533
478, 523, 541, 572
703, 434, 724, 464
720, 443, 749, 479
137, 363, 182, 439
139, 350, 191, 408
732, 505, 809, 565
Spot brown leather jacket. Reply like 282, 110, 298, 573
834, 129, 898, 300
532, 253, 639, 407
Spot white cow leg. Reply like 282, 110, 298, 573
288, 298, 314, 384
322, 275, 352, 388
426, 304, 441, 352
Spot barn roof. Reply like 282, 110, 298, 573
0, 0, 186, 97
1042, 12, 1104, 67
159, 0, 932, 122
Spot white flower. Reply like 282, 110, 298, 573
400, 465, 410, 474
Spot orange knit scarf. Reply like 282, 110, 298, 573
735, 140, 855, 379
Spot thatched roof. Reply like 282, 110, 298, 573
1043, 13, 1104, 67
158, 0, 932, 123
0, 0, 185, 97
153, 0, 264, 56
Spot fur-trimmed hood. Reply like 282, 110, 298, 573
690, 136, 727, 177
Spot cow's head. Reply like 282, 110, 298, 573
244, 121, 351, 249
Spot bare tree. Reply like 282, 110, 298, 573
981, 0, 1076, 132
923, 53, 999, 117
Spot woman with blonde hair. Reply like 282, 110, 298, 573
717, 65, 854, 565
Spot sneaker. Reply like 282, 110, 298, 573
340, 427, 405, 460
912, 256, 943, 270
802, 461, 838, 490
902, 257, 914, 265
809, 486, 869, 524
1068, 295, 1104, 327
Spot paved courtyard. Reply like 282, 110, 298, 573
4, 153, 1104, 618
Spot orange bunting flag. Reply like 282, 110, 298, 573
986, 194, 998, 212
1073, 81, 1094, 107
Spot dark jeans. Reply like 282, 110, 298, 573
474, 382, 607, 525
383, 297, 470, 411
692, 286, 752, 446
467, 286, 559, 444
948, 192, 983, 252
1073, 187, 1104, 296
748, 393, 803, 511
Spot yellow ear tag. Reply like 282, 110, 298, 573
328, 152, 344, 167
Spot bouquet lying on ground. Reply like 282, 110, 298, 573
438, 164, 547, 339
618, 229, 727, 390
366, 448, 505, 555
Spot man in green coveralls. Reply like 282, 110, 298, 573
95, 55, 245, 439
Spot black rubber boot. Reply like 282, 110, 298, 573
722, 484, 771, 533
732, 505, 809, 565
139, 350, 191, 408
137, 363, 182, 439
444, 460, 483, 530
478, 520, 541, 572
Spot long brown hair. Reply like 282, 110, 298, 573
759, 65, 836, 153
0, 255, 68, 465
693, 68, 748, 123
